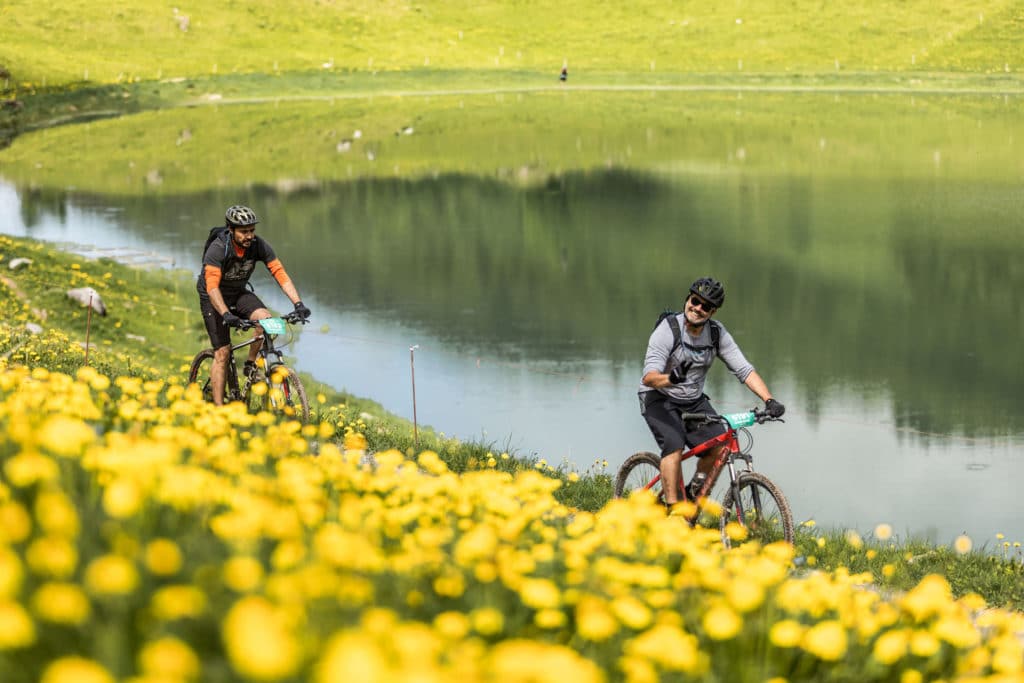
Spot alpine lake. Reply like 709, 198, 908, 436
1, 88, 1022, 545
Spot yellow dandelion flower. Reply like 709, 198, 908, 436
84, 555, 139, 596
575, 595, 618, 641
953, 535, 972, 554
900, 670, 923, 683
534, 608, 567, 629
25, 536, 78, 579
882, 563, 896, 578
769, 619, 804, 648
151, 585, 207, 621
31, 582, 91, 625
703, 605, 742, 640
0, 601, 36, 649
520, 578, 561, 609
625, 623, 701, 673
0, 502, 32, 544
138, 637, 201, 680
874, 523, 893, 541
433, 611, 470, 639
34, 490, 79, 537
102, 478, 143, 519
611, 595, 652, 630
40, 657, 113, 683
802, 620, 847, 661
222, 596, 301, 680
470, 607, 504, 636
872, 628, 908, 665
726, 577, 765, 613
315, 632, 388, 683
144, 539, 183, 576
909, 629, 940, 657
38, 416, 97, 456
844, 529, 863, 549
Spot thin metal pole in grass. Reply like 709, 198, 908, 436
84, 295, 93, 366
410, 345, 420, 447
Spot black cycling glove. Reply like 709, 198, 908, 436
221, 311, 243, 328
765, 398, 786, 418
667, 367, 686, 385
294, 301, 311, 321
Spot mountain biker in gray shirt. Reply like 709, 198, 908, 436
639, 277, 785, 510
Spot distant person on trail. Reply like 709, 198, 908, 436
638, 276, 785, 510
196, 204, 311, 405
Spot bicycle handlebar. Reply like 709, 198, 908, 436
235, 311, 310, 330
681, 409, 783, 426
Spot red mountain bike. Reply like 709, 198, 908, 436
614, 409, 794, 547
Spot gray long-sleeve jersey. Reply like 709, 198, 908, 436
638, 314, 754, 402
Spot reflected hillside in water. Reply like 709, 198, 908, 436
12, 168, 1024, 439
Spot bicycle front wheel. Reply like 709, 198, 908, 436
719, 472, 794, 547
247, 364, 309, 422
614, 452, 663, 500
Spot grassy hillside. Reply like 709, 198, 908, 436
3, 0, 1024, 86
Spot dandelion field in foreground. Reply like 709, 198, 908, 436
0, 366, 1020, 682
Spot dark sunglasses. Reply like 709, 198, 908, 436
689, 295, 716, 312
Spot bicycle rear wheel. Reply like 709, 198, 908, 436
614, 452, 663, 500
247, 364, 310, 422
719, 472, 794, 547
188, 350, 243, 403
187, 350, 216, 403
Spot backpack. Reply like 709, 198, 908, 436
655, 309, 721, 357
199, 226, 233, 277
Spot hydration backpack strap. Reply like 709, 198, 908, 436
708, 319, 721, 354
666, 314, 682, 354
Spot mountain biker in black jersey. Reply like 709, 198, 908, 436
196, 205, 312, 405
639, 277, 785, 510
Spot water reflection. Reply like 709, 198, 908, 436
1, 171, 1022, 542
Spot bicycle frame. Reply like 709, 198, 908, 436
640, 422, 748, 503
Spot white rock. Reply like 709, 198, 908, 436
67, 287, 107, 316
8, 257, 32, 270
25, 322, 43, 334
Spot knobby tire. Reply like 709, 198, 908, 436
247, 364, 310, 423
719, 471, 794, 548
614, 452, 663, 500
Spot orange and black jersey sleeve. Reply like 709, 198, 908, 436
195, 233, 291, 298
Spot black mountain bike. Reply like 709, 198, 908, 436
188, 311, 310, 422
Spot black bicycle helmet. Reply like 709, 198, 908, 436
225, 205, 259, 228
689, 277, 725, 308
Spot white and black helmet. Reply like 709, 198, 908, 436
225, 205, 259, 228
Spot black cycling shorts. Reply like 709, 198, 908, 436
199, 291, 266, 349
639, 391, 727, 457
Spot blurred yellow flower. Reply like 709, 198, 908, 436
0, 601, 36, 649
26, 536, 78, 579
151, 585, 207, 621
222, 596, 301, 680
103, 478, 143, 518
703, 605, 741, 640
38, 416, 97, 456
5, 452, 60, 487
872, 628, 909, 665
0, 547, 25, 599
953, 535, 972, 554
874, 523, 893, 541
35, 490, 79, 537
726, 577, 765, 613
433, 611, 470, 639
802, 620, 847, 661
487, 640, 604, 683
769, 619, 804, 648
520, 578, 561, 609
40, 657, 113, 683
31, 582, 91, 625
625, 623, 701, 673
138, 636, 201, 680
470, 607, 504, 636
315, 632, 388, 683
85, 555, 139, 596
144, 539, 183, 576
909, 629, 941, 657
535, 608, 567, 629
902, 575, 952, 622
0, 502, 32, 543
611, 595, 652, 630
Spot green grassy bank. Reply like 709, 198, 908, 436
1, 234, 1021, 610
